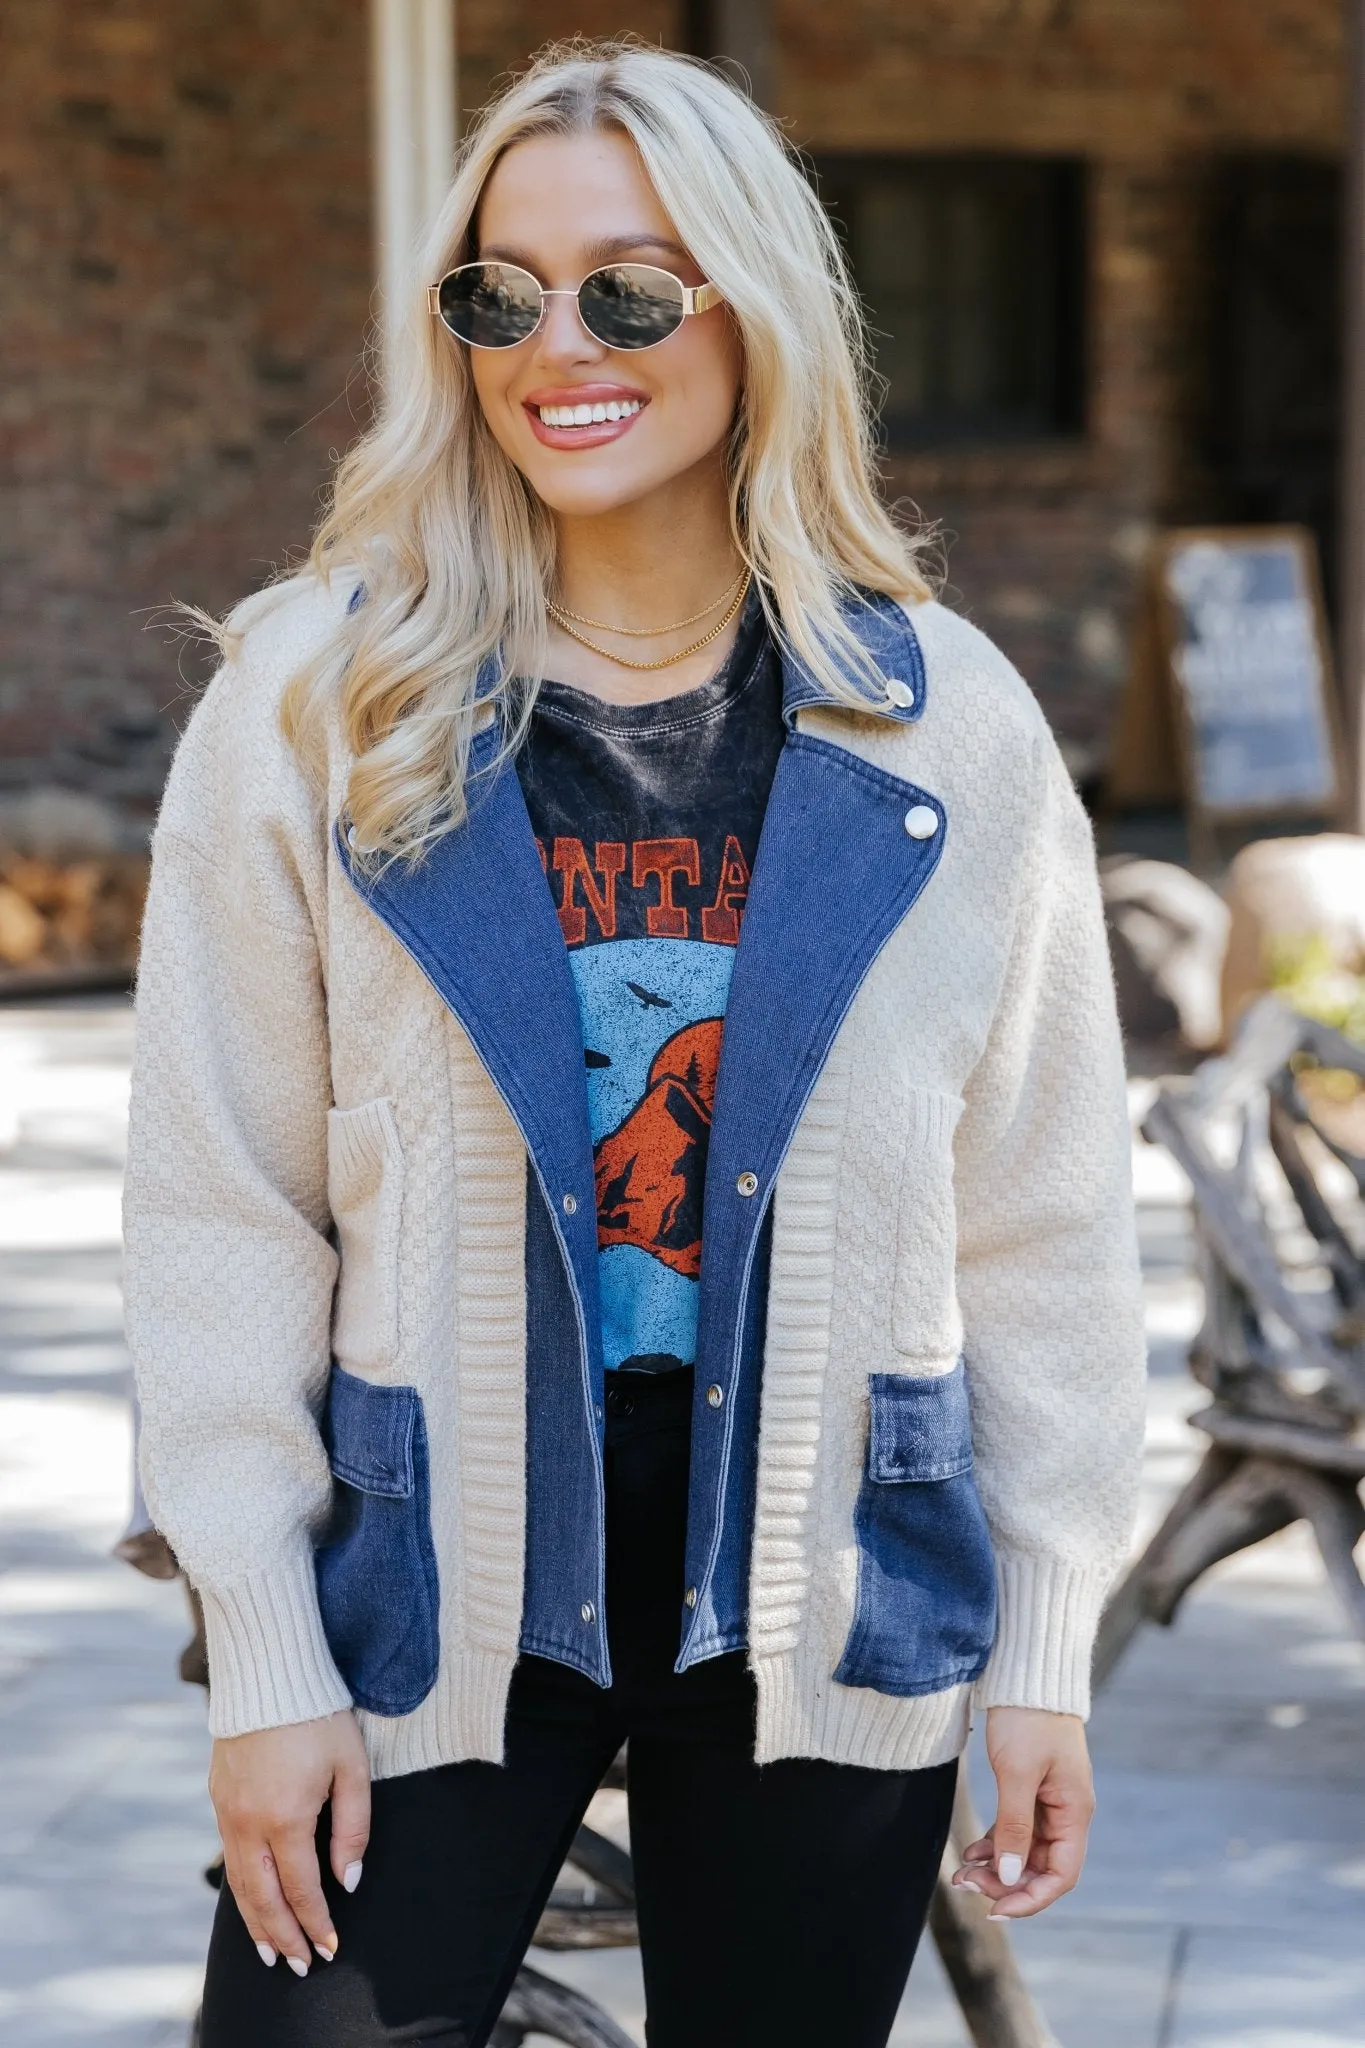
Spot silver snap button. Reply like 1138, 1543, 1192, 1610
904, 805, 938, 840
684, 1586, 698, 1609
580, 1601, 595, 1625
706, 1384, 724, 1409
562, 1193, 578, 1214
346, 824, 358, 848
735, 1171, 759, 1197
594, 1404, 603, 1423
884, 678, 915, 709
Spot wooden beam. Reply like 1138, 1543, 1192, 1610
1339, 0, 1365, 830
370, 0, 457, 384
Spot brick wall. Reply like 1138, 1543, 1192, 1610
0, 1, 1347, 809
0, 1, 374, 813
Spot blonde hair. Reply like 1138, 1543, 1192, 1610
212, 39, 933, 863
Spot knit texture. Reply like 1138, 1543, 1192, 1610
122, 573, 1147, 1777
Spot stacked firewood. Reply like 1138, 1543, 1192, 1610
0, 850, 149, 974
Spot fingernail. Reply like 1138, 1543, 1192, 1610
997, 1852, 1024, 1886
958, 1879, 984, 1895
314, 1936, 338, 1961
987, 1911, 1011, 1922
255, 1942, 277, 1968
286, 1956, 310, 1978
343, 1860, 363, 1894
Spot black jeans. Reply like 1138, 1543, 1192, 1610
201, 1370, 957, 2047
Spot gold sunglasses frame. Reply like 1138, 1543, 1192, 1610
426, 262, 725, 350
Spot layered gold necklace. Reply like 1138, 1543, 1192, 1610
547, 567, 751, 673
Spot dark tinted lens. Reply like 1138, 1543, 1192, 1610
438, 263, 543, 347
579, 264, 686, 350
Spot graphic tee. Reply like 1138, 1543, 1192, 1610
515, 592, 784, 1376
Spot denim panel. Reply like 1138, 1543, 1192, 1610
679, 733, 947, 1665
779, 590, 927, 725
333, 728, 609, 1681
315, 1365, 441, 1716
835, 1363, 997, 1698
677, 1202, 772, 1660
324, 1360, 417, 1495
521, 1164, 610, 1682
867, 1367, 974, 1484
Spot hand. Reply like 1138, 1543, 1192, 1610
950, 1706, 1094, 1919
209, 1709, 371, 1974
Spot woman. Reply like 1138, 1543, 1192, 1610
124, 40, 1147, 2048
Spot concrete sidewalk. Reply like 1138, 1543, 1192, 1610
0, 997, 1361, 2047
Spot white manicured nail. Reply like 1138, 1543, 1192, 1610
314, 1937, 337, 1961
987, 1911, 1011, 1922
958, 1879, 984, 1894
343, 1861, 363, 1894
255, 1941, 277, 1967
997, 1853, 1024, 1886
286, 1956, 310, 1977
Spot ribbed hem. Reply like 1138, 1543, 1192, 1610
199, 1548, 352, 1738
753, 1651, 972, 1769
972, 1550, 1111, 1719
360, 1648, 518, 1780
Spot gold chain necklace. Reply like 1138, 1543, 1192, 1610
547, 571, 752, 673
548, 565, 747, 639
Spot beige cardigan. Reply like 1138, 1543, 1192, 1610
122, 572, 1147, 1780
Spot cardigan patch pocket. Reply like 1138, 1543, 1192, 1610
314, 1365, 440, 1717
835, 1362, 997, 1698
327, 1098, 405, 1374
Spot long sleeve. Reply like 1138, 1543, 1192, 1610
122, 665, 352, 1737
954, 734, 1147, 1719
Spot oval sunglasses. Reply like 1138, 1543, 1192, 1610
427, 260, 724, 352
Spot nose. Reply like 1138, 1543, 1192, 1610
533, 287, 603, 367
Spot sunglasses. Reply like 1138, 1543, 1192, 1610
427, 261, 724, 352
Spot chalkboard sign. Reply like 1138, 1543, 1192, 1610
1157, 528, 1340, 819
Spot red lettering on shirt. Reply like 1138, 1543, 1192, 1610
632, 839, 701, 937
553, 838, 626, 945
700, 834, 752, 945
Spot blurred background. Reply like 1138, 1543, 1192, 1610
3, 4, 1365, 2046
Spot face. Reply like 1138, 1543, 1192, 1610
463, 129, 742, 520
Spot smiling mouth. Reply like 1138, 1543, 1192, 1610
535, 397, 643, 428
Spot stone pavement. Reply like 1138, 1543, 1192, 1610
0, 996, 1361, 2048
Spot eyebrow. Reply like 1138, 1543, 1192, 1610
476, 232, 692, 267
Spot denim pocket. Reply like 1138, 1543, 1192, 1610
834, 1362, 997, 1698
314, 1366, 440, 1717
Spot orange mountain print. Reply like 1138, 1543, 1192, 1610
593, 1017, 724, 1278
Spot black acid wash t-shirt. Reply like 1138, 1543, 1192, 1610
515, 589, 784, 1378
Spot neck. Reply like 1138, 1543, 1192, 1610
551, 459, 741, 635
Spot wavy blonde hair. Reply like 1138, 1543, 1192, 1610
209, 38, 933, 863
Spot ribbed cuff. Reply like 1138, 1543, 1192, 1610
198, 1546, 353, 1737
972, 1551, 1111, 1720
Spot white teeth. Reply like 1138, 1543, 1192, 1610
537, 398, 641, 427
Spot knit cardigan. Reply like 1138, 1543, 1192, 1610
122, 571, 1147, 1781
